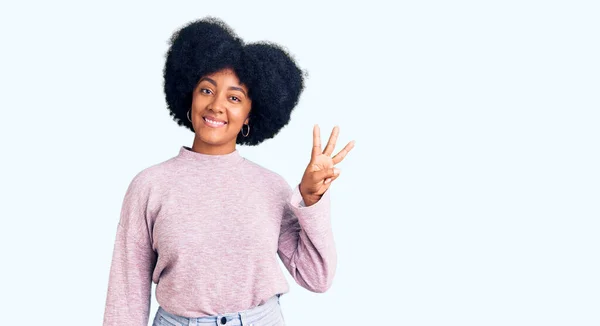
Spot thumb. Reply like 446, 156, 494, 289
314, 167, 340, 182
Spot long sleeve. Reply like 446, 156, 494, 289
277, 183, 337, 293
103, 174, 157, 326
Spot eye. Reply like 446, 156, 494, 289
230, 96, 241, 102
200, 88, 212, 95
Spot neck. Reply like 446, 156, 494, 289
192, 137, 236, 155
177, 145, 244, 168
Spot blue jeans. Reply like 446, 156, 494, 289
152, 294, 285, 326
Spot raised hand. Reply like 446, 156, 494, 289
299, 124, 355, 206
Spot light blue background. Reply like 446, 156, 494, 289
0, 1, 598, 325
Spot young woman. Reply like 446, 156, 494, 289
103, 17, 354, 326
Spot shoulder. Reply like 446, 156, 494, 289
125, 156, 177, 194
242, 158, 291, 192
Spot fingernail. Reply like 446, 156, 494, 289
325, 178, 331, 184
334, 168, 340, 175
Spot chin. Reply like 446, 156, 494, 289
197, 133, 231, 146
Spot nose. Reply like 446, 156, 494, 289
208, 93, 227, 114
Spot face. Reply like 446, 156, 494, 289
189, 68, 251, 154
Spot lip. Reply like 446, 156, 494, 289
202, 116, 227, 128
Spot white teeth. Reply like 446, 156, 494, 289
205, 117, 225, 125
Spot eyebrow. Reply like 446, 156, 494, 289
199, 77, 247, 97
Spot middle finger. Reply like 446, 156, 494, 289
323, 126, 339, 156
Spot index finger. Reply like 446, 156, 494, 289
312, 124, 321, 159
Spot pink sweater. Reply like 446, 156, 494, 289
103, 146, 336, 325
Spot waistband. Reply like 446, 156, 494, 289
156, 294, 281, 325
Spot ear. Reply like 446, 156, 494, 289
244, 116, 250, 125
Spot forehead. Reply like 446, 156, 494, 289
198, 68, 249, 93
203, 68, 240, 82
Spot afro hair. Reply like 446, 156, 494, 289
163, 17, 306, 146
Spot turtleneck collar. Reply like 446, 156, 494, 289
176, 146, 245, 168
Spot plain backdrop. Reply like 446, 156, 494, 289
0, 1, 598, 325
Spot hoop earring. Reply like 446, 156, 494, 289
241, 124, 250, 137
187, 109, 192, 122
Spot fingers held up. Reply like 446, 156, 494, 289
323, 125, 340, 156
332, 140, 355, 165
311, 124, 322, 159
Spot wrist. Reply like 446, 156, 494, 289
299, 184, 320, 206
301, 194, 321, 207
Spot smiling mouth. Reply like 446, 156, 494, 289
203, 117, 227, 128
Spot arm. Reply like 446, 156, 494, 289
277, 183, 337, 293
103, 174, 157, 326
277, 124, 354, 293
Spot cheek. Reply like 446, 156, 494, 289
191, 95, 205, 109
228, 106, 251, 123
